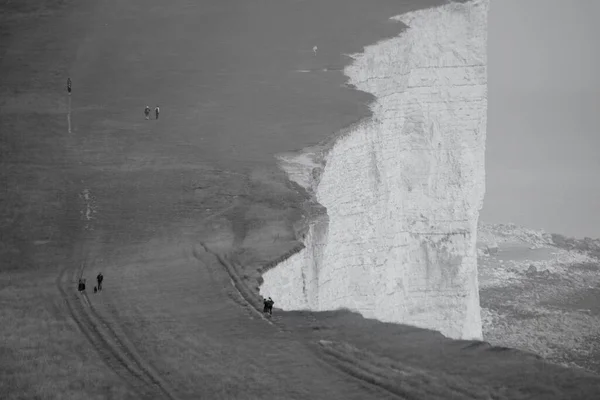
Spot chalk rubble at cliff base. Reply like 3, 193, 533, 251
261, 0, 489, 341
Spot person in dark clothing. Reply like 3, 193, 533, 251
154, 105, 160, 120
96, 272, 104, 291
67, 77, 72, 94
77, 279, 84, 292
263, 297, 269, 313
265, 297, 274, 315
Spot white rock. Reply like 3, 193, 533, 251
261, 0, 489, 340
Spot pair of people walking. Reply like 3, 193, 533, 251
67, 78, 159, 121
144, 105, 159, 120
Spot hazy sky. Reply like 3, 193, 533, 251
482, 0, 600, 238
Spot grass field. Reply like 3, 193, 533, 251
1, 1, 139, 398
2, 0, 600, 399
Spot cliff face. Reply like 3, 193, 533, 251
260, 0, 489, 340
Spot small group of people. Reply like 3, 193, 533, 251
144, 105, 160, 120
66, 78, 160, 122
77, 272, 104, 294
263, 297, 275, 316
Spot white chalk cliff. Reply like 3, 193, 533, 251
260, 0, 489, 340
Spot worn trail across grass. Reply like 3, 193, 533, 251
56, 259, 180, 399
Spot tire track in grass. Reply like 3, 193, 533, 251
200, 244, 405, 400
56, 264, 154, 398
57, 259, 181, 400
316, 340, 495, 400
55, 201, 241, 400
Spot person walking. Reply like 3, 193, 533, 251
96, 272, 104, 291
154, 105, 160, 120
77, 278, 84, 292
66, 78, 72, 95
144, 105, 151, 120
266, 297, 274, 316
